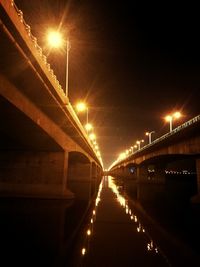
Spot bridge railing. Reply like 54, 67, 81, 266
1, 0, 102, 164
113, 114, 200, 167
10, 0, 66, 98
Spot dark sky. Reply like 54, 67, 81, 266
15, 0, 200, 168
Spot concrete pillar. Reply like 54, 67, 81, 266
196, 159, 200, 193
91, 163, 103, 197
67, 162, 92, 202
154, 163, 166, 183
136, 165, 148, 182
191, 158, 200, 203
0, 150, 73, 199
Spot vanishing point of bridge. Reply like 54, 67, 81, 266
0, 0, 200, 204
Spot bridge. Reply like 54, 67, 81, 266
0, 0, 103, 199
109, 115, 200, 201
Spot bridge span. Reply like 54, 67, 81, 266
0, 0, 103, 199
109, 115, 200, 202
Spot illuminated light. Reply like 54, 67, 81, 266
87, 229, 91, 236
95, 145, 99, 150
165, 115, 172, 122
174, 111, 181, 119
76, 102, 87, 112
93, 210, 96, 215
155, 248, 159, 253
129, 209, 132, 215
147, 240, 154, 251
81, 248, 86, 255
137, 223, 141, 232
134, 216, 137, 222
96, 151, 101, 156
119, 152, 126, 160
130, 215, 134, 220
47, 30, 63, 48
91, 218, 93, 223
142, 228, 145, 233
85, 123, 93, 132
95, 197, 101, 206
89, 133, 96, 140
126, 207, 129, 214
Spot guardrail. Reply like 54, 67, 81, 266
112, 114, 200, 167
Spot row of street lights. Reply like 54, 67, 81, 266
117, 111, 182, 163
46, 30, 103, 165
46, 30, 182, 167
75, 102, 103, 165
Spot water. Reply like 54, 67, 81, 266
1, 174, 200, 266
0, 197, 90, 266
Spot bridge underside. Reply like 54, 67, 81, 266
0, 11, 102, 199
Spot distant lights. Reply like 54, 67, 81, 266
87, 229, 91, 236
81, 247, 86, 255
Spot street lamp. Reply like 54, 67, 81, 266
145, 131, 155, 144
47, 30, 70, 97
136, 140, 144, 150
85, 123, 93, 132
89, 133, 96, 141
165, 111, 182, 132
76, 102, 89, 126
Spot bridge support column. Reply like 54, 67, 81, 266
0, 151, 73, 199
137, 164, 165, 183
191, 158, 200, 203
91, 162, 98, 198
67, 161, 93, 202
136, 165, 148, 182
153, 163, 166, 183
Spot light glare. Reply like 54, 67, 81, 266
47, 31, 63, 48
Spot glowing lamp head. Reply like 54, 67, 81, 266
165, 115, 172, 122
89, 133, 96, 140
85, 123, 93, 131
47, 31, 63, 48
174, 111, 181, 119
145, 132, 149, 136
76, 102, 87, 112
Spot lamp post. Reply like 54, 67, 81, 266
47, 30, 70, 96
165, 112, 181, 132
65, 40, 70, 96
136, 140, 144, 150
145, 131, 155, 144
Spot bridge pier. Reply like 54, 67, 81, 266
191, 158, 200, 203
67, 159, 102, 202
136, 165, 148, 182
0, 150, 73, 199
153, 163, 166, 183
136, 163, 165, 184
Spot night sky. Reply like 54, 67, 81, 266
15, 0, 200, 168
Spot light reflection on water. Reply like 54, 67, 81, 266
76, 176, 171, 267
108, 176, 160, 256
